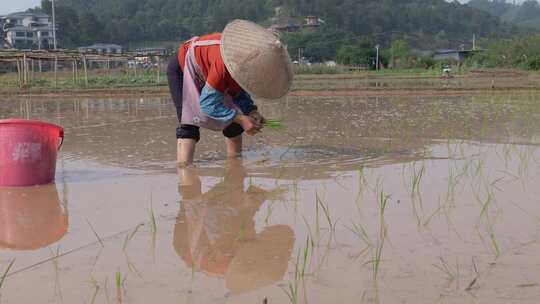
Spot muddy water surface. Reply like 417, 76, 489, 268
1, 93, 540, 303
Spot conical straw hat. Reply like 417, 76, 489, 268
225, 225, 294, 293
221, 20, 294, 99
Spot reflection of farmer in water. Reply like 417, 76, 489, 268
174, 159, 294, 293
167, 20, 294, 165
0, 185, 68, 250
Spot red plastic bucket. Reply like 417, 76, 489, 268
0, 119, 64, 186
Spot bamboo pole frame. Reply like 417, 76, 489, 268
0, 49, 168, 89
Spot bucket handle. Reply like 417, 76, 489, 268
58, 129, 64, 150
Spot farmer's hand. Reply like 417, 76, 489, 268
249, 110, 266, 125
234, 114, 261, 135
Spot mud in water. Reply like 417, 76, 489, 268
1, 92, 540, 303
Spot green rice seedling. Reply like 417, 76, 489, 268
49, 246, 64, 302
354, 166, 369, 211
122, 223, 144, 252
123, 252, 142, 278
369, 232, 386, 282
302, 216, 318, 247
502, 144, 512, 168
86, 219, 104, 247
283, 236, 312, 304
516, 283, 538, 288
473, 177, 499, 230
365, 189, 389, 282
148, 198, 158, 261
264, 119, 287, 132
115, 272, 126, 303
346, 221, 373, 249
472, 158, 484, 179
264, 202, 274, 226
345, 221, 372, 260
373, 191, 389, 281
516, 147, 531, 180
432, 257, 457, 282
316, 193, 338, 239
283, 279, 299, 304
312, 242, 332, 277
489, 229, 501, 259
88, 277, 100, 304
299, 236, 312, 279
354, 166, 369, 216
315, 194, 321, 242
149, 196, 157, 234
235, 223, 247, 241
411, 193, 424, 227
422, 197, 444, 227
405, 163, 425, 226
292, 179, 300, 204
478, 189, 494, 221
476, 216, 501, 260
410, 163, 425, 197
445, 166, 459, 206
460, 158, 473, 179
283, 253, 300, 304
0, 259, 15, 289
441, 196, 463, 240
465, 276, 478, 291
488, 177, 505, 193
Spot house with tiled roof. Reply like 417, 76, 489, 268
1, 11, 55, 49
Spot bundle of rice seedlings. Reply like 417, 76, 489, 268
264, 119, 287, 131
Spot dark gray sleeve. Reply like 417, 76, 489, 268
167, 55, 183, 123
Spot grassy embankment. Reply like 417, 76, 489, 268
0, 68, 168, 96
1, 65, 539, 96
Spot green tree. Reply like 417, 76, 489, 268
41, 0, 52, 14
78, 12, 103, 44
55, 5, 80, 47
390, 39, 410, 68
336, 40, 379, 68
43, 0, 523, 51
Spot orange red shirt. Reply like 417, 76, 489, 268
178, 33, 242, 97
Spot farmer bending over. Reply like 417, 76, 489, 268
167, 20, 294, 165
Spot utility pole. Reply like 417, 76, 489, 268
38, 35, 42, 72
375, 44, 380, 71
391, 43, 394, 69
52, 0, 57, 76
52, 0, 57, 50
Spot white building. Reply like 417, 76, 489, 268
0, 16, 5, 49
2, 12, 55, 49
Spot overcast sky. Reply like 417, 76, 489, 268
0, 0, 41, 15
0, 0, 531, 15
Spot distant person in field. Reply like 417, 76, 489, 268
167, 20, 294, 166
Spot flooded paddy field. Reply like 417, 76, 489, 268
1, 92, 540, 303
292, 71, 540, 92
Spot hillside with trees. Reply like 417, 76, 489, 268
468, 0, 540, 29
36, 0, 524, 62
